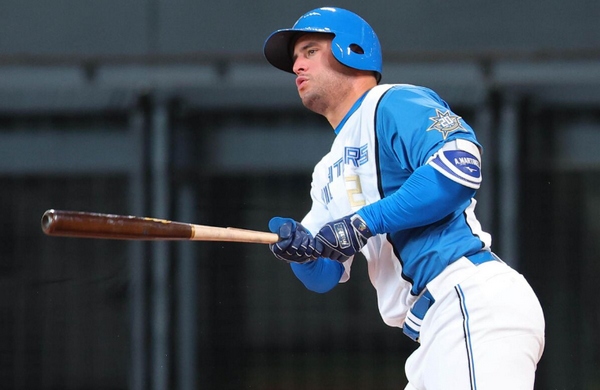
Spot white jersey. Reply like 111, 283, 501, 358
300, 84, 411, 326
301, 84, 490, 327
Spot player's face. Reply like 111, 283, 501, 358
291, 33, 355, 115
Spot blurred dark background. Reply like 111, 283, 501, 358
1, 1, 599, 389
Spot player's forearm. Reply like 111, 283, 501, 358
290, 258, 344, 293
357, 164, 475, 235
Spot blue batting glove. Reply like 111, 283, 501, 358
315, 214, 373, 262
268, 217, 320, 263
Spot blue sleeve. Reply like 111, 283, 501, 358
290, 258, 344, 293
357, 164, 476, 234
377, 86, 480, 169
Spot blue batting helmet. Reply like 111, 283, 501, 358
263, 7, 382, 82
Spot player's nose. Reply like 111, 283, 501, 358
293, 58, 306, 75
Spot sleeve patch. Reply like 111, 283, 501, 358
427, 109, 468, 140
429, 149, 482, 189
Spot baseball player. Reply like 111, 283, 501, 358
263, 7, 545, 390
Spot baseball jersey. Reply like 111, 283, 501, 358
300, 84, 492, 328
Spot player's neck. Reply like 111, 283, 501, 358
325, 77, 377, 129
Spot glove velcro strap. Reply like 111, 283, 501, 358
350, 214, 372, 238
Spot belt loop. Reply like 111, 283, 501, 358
403, 290, 435, 342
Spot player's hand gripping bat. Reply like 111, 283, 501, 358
41, 209, 279, 244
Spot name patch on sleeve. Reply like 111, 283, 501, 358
428, 144, 482, 189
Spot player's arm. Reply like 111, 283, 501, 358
314, 139, 481, 261
313, 88, 483, 260
357, 139, 481, 234
290, 258, 345, 293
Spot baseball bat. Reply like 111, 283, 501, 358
41, 209, 280, 244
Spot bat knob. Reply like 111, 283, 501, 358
41, 209, 57, 234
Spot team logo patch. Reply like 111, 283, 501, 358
427, 109, 467, 139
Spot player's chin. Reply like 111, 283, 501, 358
297, 86, 308, 99
300, 92, 322, 111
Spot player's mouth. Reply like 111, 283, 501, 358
296, 76, 308, 89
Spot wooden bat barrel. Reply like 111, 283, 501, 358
41, 209, 193, 240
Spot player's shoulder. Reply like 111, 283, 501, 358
374, 84, 450, 124
378, 84, 447, 108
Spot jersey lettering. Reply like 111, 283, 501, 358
327, 158, 344, 183
320, 144, 369, 204
344, 144, 369, 167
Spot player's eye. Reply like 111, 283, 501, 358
307, 49, 317, 56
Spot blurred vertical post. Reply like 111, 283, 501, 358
129, 104, 149, 390
176, 186, 198, 390
473, 89, 496, 236
497, 94, 520, 268
150, 97, 171, 390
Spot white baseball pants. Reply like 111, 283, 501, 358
404, 258, 545, 390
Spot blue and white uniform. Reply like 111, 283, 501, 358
292, 84, 545, 389
263, 7, 544, 388
297, 84, 487, 325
